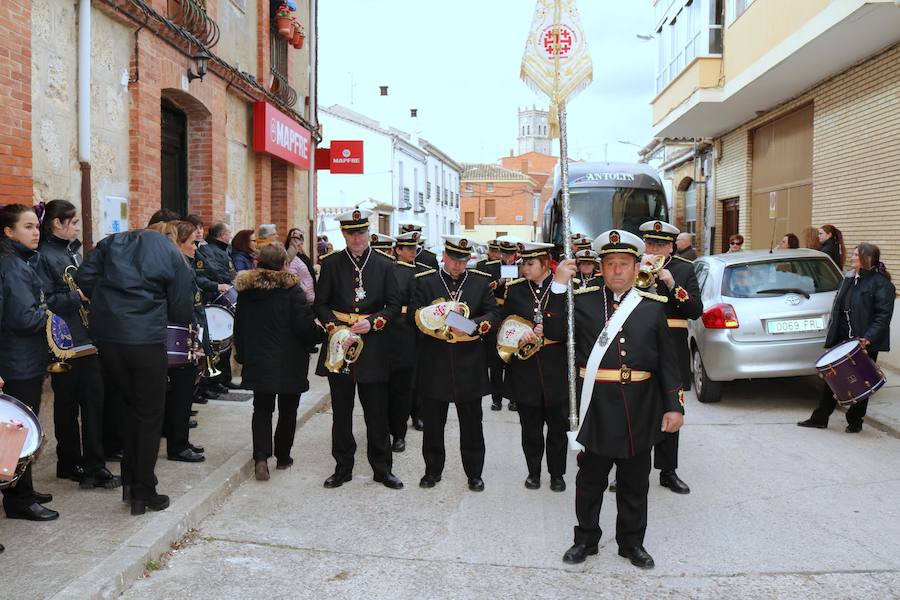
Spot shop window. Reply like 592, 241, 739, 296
484, 198, 496, 218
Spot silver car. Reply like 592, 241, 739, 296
688, 249, 843, 403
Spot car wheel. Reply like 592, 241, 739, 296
692, 346, 722, 404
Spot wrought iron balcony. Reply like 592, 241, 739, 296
167, 0, 220, 47
269, 26, 298, 107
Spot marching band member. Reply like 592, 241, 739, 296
314, 209, 403, 490
476, 240, 501, 271
77, 223, 194, 515
399, 220, 439, 269
483, 236, 520, 411
197, 222, 239, 394
0, 204, 57, 521
38, 200, 120, 489
500, 241, 568, 492
574, 249, 600, 289
413, 235, 499, 491
638, 220, 703, 495
545, 230, 684, 569
394, 231, 431, 432
234, 244, 318, 481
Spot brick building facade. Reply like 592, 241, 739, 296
460, 164, 538, 243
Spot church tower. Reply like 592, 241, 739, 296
517, 106, 552, 155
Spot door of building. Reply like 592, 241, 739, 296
722, 198, 739, 253
161, 101, 188, 217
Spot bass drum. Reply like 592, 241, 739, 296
205, 305, 235, 353
0, 393, 44, 489
815, 339, 886, 407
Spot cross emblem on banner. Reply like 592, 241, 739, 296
543, 25, 574, 58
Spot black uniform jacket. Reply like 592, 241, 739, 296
313, 247, 401, 383
0, 240, 49, 381
77, 229, 195, 345
825, 269, 895, 352
38, 234, 92, 346
500, 274, 567, 407
656, 255, 703, 388
234, 269, 317, 394
544, 285, 684, 459
196, 238, 237, 298
182, 254, 212, 355
386, 256, 419, 372
412, 268, 500, 403
416, 247, 439, 269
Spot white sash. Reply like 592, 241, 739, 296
567, 289, 643, 451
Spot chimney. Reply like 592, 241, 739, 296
379, 85, 388, 96
509, 148, 514, 157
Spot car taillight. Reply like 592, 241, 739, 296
702, 303, 739, 329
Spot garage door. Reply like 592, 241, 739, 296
750, 105, 813, 249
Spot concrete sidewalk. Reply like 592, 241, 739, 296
0, 361, 330, 600
804, 364, 900, 439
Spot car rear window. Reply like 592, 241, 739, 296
722, 259, 842, 298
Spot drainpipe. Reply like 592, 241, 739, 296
78, 0, 93, 249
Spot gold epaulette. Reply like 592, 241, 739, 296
574, 285, 601, 295
467, 269, 492, 278
415, 262, 431, 269
672, 255, 694, 264
415, 269, 436, 278
572, 277, 581, 285
373, 248, 395, 260
506, 277, 525, 287
484, 259, 500, 265
397, 260, 415, 268
638, 290, 669, 303
318, 250, 337, 260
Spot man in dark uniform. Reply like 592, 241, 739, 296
544, 229, 684, 569
398, 220, 439, 270
413, 235, 500, 491
639, 219, 703, 495
573, 249, 600, 289
482, 235, 520, 411
314, 209, 403, 490
476, 240, 501, 271
196, 222, 238, 393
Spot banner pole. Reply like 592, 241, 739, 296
558, 102, 578, 432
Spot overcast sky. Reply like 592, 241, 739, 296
318, 1, 656, 165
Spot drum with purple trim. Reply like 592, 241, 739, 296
213, 287, 238, 313
166, 325, 197, 366
815, 339, 886, 407
0, 393, 43, 488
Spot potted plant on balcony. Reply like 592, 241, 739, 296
291, 20, 305, 49
275, 5, 293, 39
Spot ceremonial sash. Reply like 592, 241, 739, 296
567, 289, 643, 451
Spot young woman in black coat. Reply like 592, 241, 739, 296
817, 224, 846, 270
38, 200, 120, 489
0, 204, 58, 521
799, 243, 894, 432
234, 244, 318, 481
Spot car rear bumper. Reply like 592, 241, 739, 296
696, 331, 827, 381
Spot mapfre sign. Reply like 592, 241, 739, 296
252, 101, 311, 170
329, 140, 364, 174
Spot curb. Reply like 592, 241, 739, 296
49, 391, 331, 600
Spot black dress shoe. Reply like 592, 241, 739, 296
56, 465, 85, 482
490, 401, 502, 411
467, 477, 485, 492
80, 467, 122, 489
373, 472, 404, 489
6, 502, 59, 522
524, 475, 541, 489
0, 543, 4, 553
608, 479, 617, 493
507, 401, 518, 412
276, 458, 294, 470
189, 419, 198, 429
845, 423, 862, 433
323, 471, 353, 488
419, 474, 441, 488
797, 418, 827, 429
189, 443, 205, 454
131, 494, 170, 516
659, 470, 690, 494
33, 491, 53, 504
412, 417, 424, 431
168, 449, 205, 463
550, 476, 566, 492
211, 383, 229, 394
618, 545, 655, 569
391, 438, 406, 453
562, 543, 598, 564
225, 381, 242, 390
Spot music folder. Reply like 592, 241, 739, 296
446, 310, 477, 335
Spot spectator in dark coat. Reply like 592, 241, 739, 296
230, 229, 257, 272
818, 224, 846, 270
675, 233, 698, 260
234, 244, 318, 481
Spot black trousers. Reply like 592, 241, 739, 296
164, 365, 197, 456
422, 398, 485, 479
98, 342, 167, 501
653, 432, 679, 472
51, 355, 105, 474
2, 377, 44, 513
327, 375, 392, 476
517, 401, 567, 478
214, 347, 233, 387
810, 351, 877, 427
252, 392, 301, 462
100, 366, 124, 456
388, 367, 414, 441
573, 449, 651, 550
487, 345, 506, 404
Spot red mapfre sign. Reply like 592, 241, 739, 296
252, 101, 311, 170
329, 140, 364, 174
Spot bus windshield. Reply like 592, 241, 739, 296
549, 187, 668, 246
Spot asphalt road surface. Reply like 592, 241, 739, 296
123, 376, 900, 599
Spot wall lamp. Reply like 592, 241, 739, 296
187, 51, 210, 83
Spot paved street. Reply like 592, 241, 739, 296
123, 376, 900, 599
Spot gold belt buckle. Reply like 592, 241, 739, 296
620, 365, 632, 384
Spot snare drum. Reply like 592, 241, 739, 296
213, 287, 238, 313
205, 305, 235, 352
0, 394, 43, 488
166, 325, 197, 366
815, 339, 886, 407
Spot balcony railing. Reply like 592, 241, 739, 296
167, 0, 220, 47
269, 25, 298, 107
